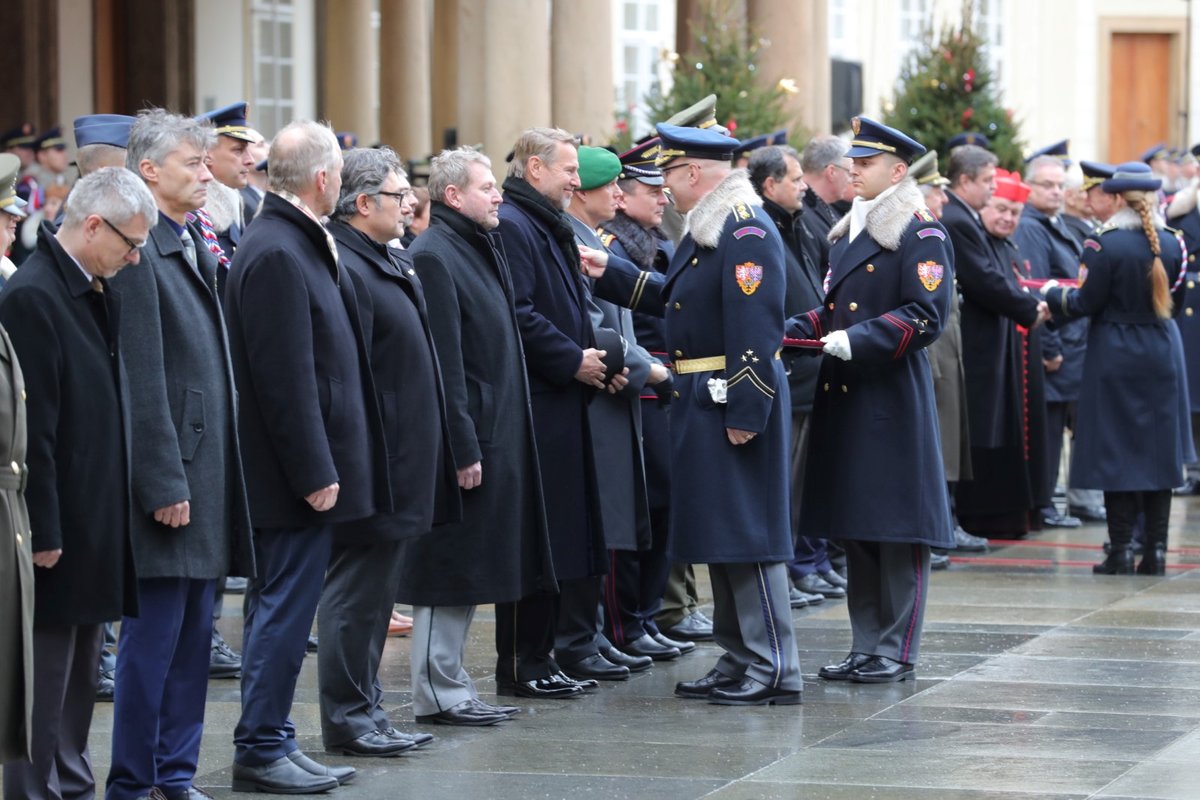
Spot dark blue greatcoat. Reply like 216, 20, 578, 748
787, 184, 954, 548
497, 195, 606, 580
1044, 216, 1186, 490
1167, 202, 1200, 415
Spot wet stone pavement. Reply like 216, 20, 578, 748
22, 497, 1200, 798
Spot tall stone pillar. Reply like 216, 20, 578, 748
480, 0, 551, 175
322, 0, 377, 144
431, 0, 460, 151
748, 0, 830, 138
380, 0, 432, 159
550, 0, 614, 140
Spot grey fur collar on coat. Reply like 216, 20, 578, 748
1104, 206, 1163, 232
827, 179, 924, 251
203, 179, 243, 233
685, 169, 761, 249
1167, 180, 1197, 219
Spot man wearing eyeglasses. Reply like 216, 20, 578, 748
800, 135, 854, 242
0, 166, 154, 800
104, 108, 255, 800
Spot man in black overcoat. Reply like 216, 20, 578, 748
225, 121, 388, 794
0, 167, 151, 800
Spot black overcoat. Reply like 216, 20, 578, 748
329, 220, 459, 544
497, 196, 605, 580
0, 226, 137, 626
224, 193, 389, 529
397, 204, 556, 604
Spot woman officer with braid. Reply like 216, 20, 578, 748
1042, 162, 1187, 575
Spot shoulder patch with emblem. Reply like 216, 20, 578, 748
913, 208, 936, 223
916, 260, 944, 292
917, 227, 946, 241
1082, 238, 1102, 251
599, 231, 616, 248
731, 202, 754, 221
733, 225, 767, 240
734, 262, 763, 295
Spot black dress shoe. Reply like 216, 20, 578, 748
674, 668, 739, 699
818, 652, 871, 681
620, 633, 681, 661
165, 787, 214, 800
231, 755, 339, 794
495, 675, 583, 699
1093, 546, 1134, 575
602, 646, 652, 672
953, 526, 989, 552
652, 631, 695, 654
552, 670, 599, 690
210, 632, 242, 678
416, 700, 508, 726
381, 727, 433, 747
96, 670, 115, 702
305, 634, 319, 653
285, 750, 356, 785
468, 698, 519, 716
1068, 504, 1107, 523
849, 656, 915, 683
795, 572, 846, 599
664, 611, 714, 641
325, 729, 414, 758
1041, 510, 1082, 529
709, 677, 802, 706
818, 569, 848, 589
930, 552, 950, 570
560, 653, 629, 681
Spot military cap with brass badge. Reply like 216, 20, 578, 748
846, 116, 926, 164
0, 153, 29, 219
197, 102, 258, 142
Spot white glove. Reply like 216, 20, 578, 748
821, 330, 852, 361
1039, 278, 1059, 296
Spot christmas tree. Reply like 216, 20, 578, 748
882, 7, 1024, 172
641, 0, 790, 143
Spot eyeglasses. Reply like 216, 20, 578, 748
101, 217, 146, 254
830, 163, 851, 173
376, 188, 414, 203
660, 162, 695, 175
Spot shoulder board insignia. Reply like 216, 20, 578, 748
916, 227, 946, 241
1082, 238, 1102, 251
599, 232, 616, 248
914, 208, 936, 222
733, 225, 767, 240
1096, 221, 1118, 235
732, 202, 754, 221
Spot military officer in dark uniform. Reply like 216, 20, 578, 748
786, 118, 955, 683
588, 123, 802, 705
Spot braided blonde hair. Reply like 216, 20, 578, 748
1124, 190, 1172, 319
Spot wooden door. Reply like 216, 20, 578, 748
1109, 32, 1172, 162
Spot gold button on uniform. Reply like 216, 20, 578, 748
841, 385, 848, 393
674, 349, 683, 358
673, 302, 681, 310
827, 302, 835, 310
849, 302, 858, 311
9, 462, 18, 475
823, 382, 830, 391
1190, 254, 1196, 263
1188, 308, 1196, 317
1189, 281, 1196, 290
690, 257, 699, 266
866, 264, 875, 272
672, 390, 680, 398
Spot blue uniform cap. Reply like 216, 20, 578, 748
654, 123, 741, 167
73, 114, 136, 149
1101, 161, 1162, 194
734, 133, 770, 159
336, 131, 358, 150
946, 132, 990, 151
1139, 143, 1168, 164
1079, 160, 1115, 191
846, 116, 926, 164
0, 153, 28, 218
197, 102, 257, 142
35, 126, 67, 151
2, 123, 36, 149
618, 137, 664, 185
1025, 139, 1071, 165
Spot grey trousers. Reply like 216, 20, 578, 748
317, 540, 405, 747
410, 605, 477, 716
844, 540, 931, 664
708, 562, 802, 691
3, 623, 103, 800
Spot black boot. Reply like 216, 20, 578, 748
1097, 491, 1137, 575
1137, 490, 1171, 576
1093, 546, 1134, 575
1136, 544, 1167, 575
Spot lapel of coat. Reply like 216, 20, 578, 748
827, 229, 883, 295
526, 209, 585, 314
663, 234, 697, 297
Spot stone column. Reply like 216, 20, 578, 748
550, 0, 613, 140
747, 0, 830, 137
322, 0, 377, 144
430, 0, 460, 151
380, 0, 432, 159
480, 0, 551, 176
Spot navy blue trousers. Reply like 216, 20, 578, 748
234, 525, 332, 766
106, 577, 216, 800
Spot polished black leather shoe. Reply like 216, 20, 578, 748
495, 675, 583, 699
953, 526, 989, 552
305, 634, 319, 653
231, 755, 339, 794
620, 633, 681, 661
561, 653, 629, 681
652, 631, 695, 654
664, 611, 714, 641
602, 645, 652, 672
849, 656, 915, 683
1041, 510, 1082, 529
819, 569, 848, 589
285, 750, 357, 785
381, 727, 433, 748
1068, 504, 1107, 523
96, 670, 115, 702
165, 787, 214, 800
210, 632, 242, 678
469, 698, 519, 716
709, 677, 801, 706
818, 652, 871, 681
1094, 546, 1134, 575
930, 552, 950, 570
552, 670, 599, 690
674, 668, 739, 699
416, 700, 508, 726
795, 572, 846, 598
325, 730, 414, 757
